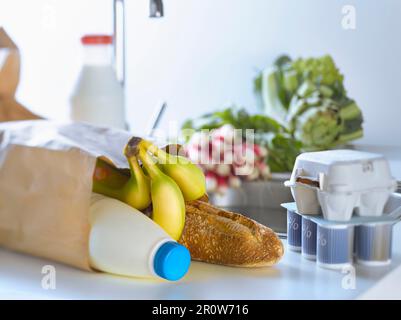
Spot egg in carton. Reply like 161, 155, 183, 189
285, 150, 397, 221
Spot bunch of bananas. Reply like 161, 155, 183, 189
92, 137, 206, 240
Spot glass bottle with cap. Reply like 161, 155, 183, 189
70, 35, 126, 129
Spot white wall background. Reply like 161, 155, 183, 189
1, 0, 401, 146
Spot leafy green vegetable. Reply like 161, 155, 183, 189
182, 107, 283, 136
292, 55, 344, 88
259, 68, 289, 124
255, 54, 363, 150
294, 105, 341, 151
262, 133, 302, 172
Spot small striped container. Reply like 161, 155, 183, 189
317, 224, 354, 269
287, 210, 302, 252
355, 223, 393, 266
302, 217, 317, 260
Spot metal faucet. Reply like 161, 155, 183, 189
113, 0, 164, 86
150, 0, 164, 18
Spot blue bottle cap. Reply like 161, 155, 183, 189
153, 241, 191, 281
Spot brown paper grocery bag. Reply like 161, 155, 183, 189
0, 27, 40, 121
0, 120, 132, 270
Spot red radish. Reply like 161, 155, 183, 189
233, 162, 254, 177
216, 175, 229, 194
257, 161, 271, 179
229, 176, 241, 188
196, 144, 212, 165
216, 175, 228, 186
233, 144, 255, 166
203, 163, 216, 171
184, 126, 271, 195
186, 145, 202, 164
212, 124, 235, 144
188, 131, 210, 150
221, 150, 234, 164
253, 144, 261, 157
243, 145, 256, 164
215, 164, 231, 177
233, 147, 246, 166
259, 146, 268, 158
205, 171, 218, 192
245, 167, 260, 181
210, 141, 225, 161
253, 144, 268, 158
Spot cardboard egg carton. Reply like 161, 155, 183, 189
285, 150, 397, 221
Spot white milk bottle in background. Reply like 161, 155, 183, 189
70, 35, 126, 129
89, 194, 191, 281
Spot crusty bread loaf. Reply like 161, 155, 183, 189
179, 199, 284, 267
160, 145, 284, 267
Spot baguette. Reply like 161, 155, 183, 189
179, 199, 284, 267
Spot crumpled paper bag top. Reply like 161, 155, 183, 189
0, 120, 132, 270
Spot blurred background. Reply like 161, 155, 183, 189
1, 0, 400, 147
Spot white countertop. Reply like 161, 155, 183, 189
357, 265, 401, 300
1, 223, 400, 300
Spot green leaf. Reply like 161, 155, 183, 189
265, 133, 302, 172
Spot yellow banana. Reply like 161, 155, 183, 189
138, 140, 206, 201
92, 156, 151, 211
136, 145, 186, 240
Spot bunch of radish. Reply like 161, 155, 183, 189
184, 125, 271, 194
